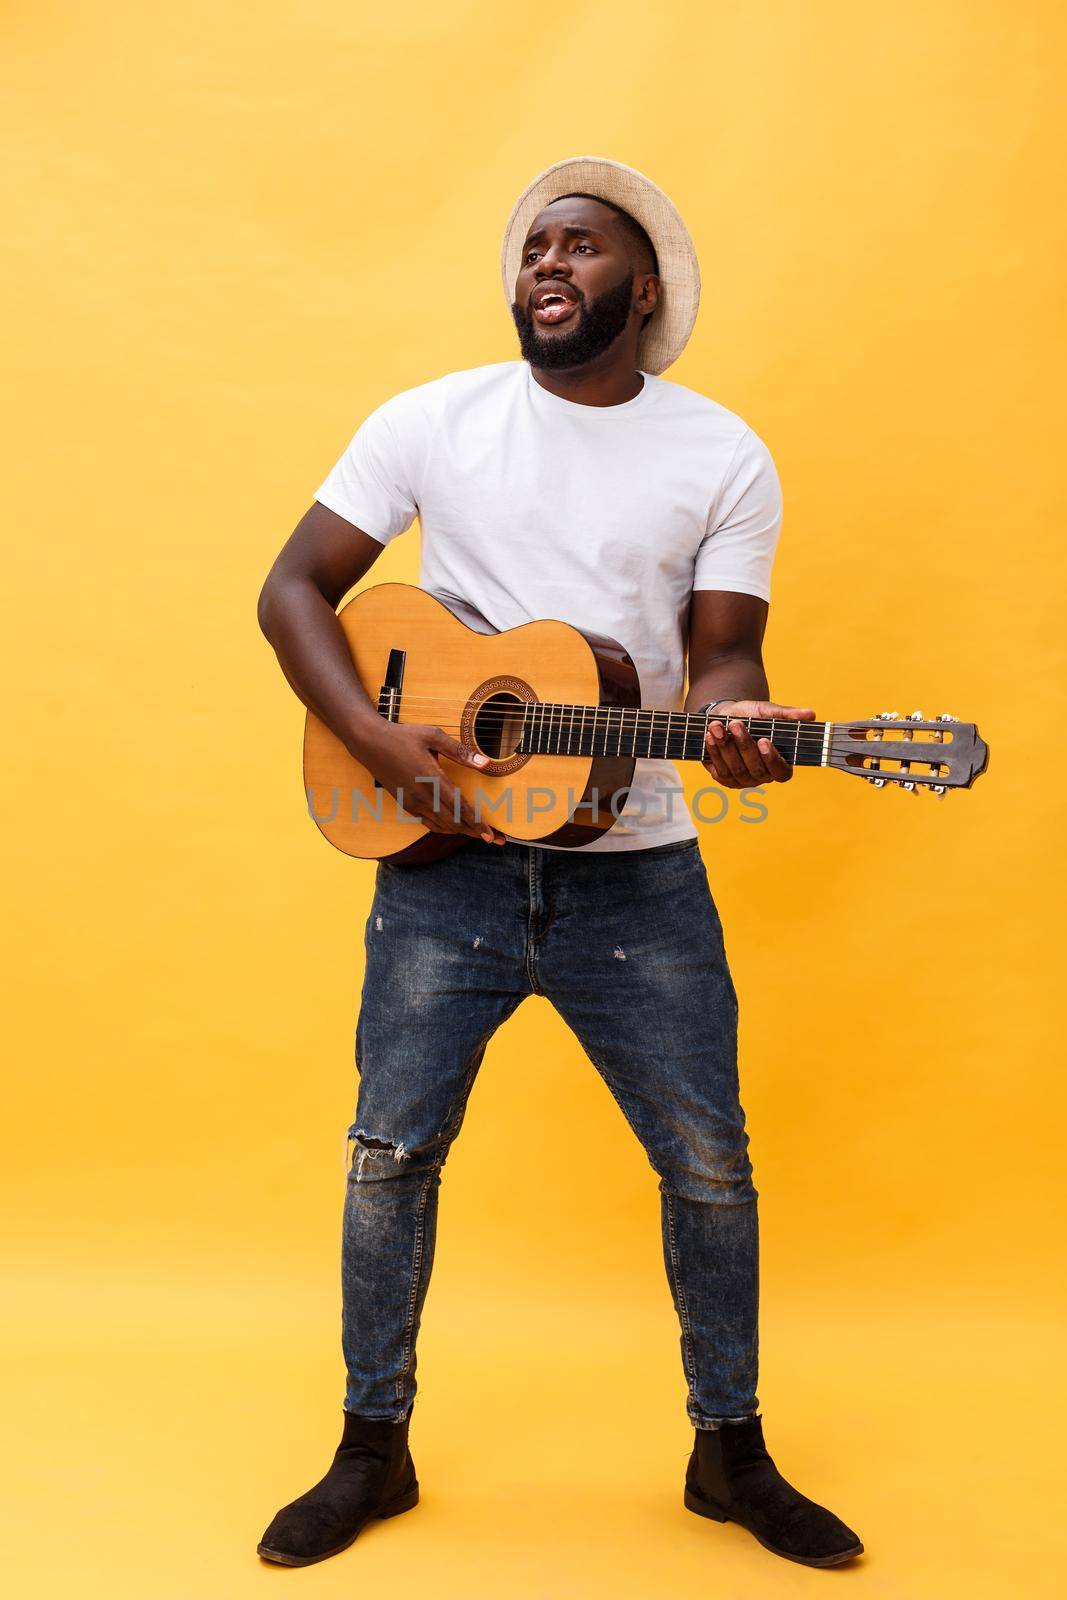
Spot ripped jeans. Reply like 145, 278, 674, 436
342, 836, 759, 1430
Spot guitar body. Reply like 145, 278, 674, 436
302, 583, 641, 863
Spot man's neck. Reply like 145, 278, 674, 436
529, 349, 645, 408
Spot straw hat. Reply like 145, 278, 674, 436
500, 155, 701, 375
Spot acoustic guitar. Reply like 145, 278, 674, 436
303, 583, 988, 863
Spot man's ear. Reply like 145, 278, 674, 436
635, 273, 660, 316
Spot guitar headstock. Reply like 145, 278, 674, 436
828, 712, 989, 794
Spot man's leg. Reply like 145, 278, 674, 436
535, 838, 757, 1426
341, 847, 530, 1419
534, 837, 862, 1566
259, 844, 530, 1566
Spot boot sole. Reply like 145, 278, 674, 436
257, 1483, 420, 1567
684, 1486, 864, 1568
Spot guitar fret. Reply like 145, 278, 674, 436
524, 705, 834, 769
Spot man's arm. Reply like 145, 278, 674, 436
257, 502, 505, 842
684, 590, 814, 789
258, 502, 388, 741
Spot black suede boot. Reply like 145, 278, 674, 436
684, 1415, 863, 1567
257, 1408, 419, 1566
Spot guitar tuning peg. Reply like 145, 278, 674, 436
867, 776, 887, 788
908, 710, 924, 721
875, 711, 899, 720
936, 713, 959, 722
901, 781, 917, 792
932, 784, 947, 797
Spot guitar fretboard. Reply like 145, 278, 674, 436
517, 705, 830, 766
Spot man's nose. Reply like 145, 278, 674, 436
534, 247, 573, 279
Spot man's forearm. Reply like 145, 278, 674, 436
684, 654, 770, 714
258, 577, 379, 757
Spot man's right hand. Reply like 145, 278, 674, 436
353, 718, 508, 845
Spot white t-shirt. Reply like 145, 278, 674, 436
315, 360, 782, 851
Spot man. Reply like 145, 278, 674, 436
256, 156, 862, 1570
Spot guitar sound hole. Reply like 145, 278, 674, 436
473, 692, 527, 760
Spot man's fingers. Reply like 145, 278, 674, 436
754, 702, 816, 722
728, 720, 773, 782
712, 720, 752, 785
454, 786, 506, 843
426, 727, 490, 769
705, 720, 795, 785
703, 726, 748, 787
757, 737, 793, 782
433, 765, 507, 844
410, 732, 505, 841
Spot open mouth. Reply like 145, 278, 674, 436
531, 288, 580, 326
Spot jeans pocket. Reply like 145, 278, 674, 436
638, 837, 701, 857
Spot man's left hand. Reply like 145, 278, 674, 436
701, 700, 816, 788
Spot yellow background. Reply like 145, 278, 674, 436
4, 2, 1064, 1594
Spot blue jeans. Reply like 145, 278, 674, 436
341, 836, 759, 1430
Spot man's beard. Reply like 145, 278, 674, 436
511, 272, 636, 370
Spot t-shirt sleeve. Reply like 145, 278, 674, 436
692, 428, 783, 601
313, 397, 420, 545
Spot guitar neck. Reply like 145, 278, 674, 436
518, 705, 831, 767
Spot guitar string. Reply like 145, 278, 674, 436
368, 690, 949, 720
368, 692, 918, 720
364, 710, 949, 760
378, 718, 932, 746
386, 741, 948, 772
342, 697, 955, 772
337, 721, 949, 773
368, 708, 941, 735
366, 693, 953, 737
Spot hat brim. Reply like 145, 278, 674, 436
501, 156, 700, 377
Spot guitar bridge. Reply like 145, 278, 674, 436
373, 649, 406, 787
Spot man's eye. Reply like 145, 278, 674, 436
574, 243, 595, 254
524, 250, 541, 264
